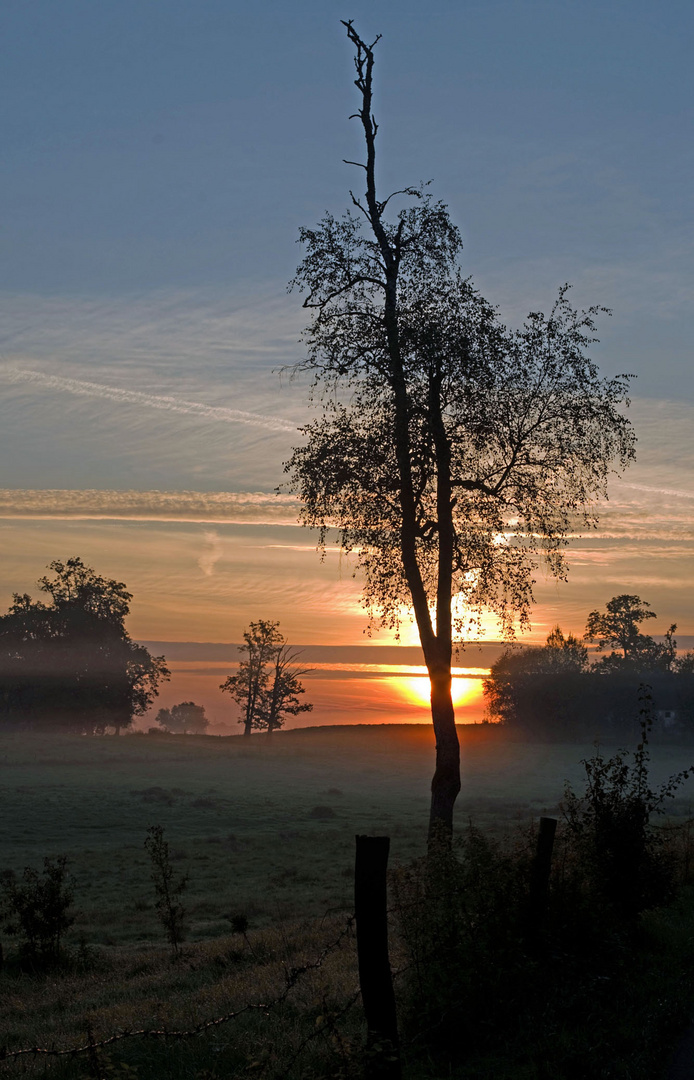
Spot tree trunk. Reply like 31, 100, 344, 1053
428, 666, 460, 846
243, 716, 252, 738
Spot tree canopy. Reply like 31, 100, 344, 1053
284, 22, 635, 839
0, 557, 169, 733
584, 595, 675, 670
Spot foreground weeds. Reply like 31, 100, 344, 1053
0, 917, 363, 1080
393, 824, 694, 1079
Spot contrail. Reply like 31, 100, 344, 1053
0, 365, 297, 433
618, 481, 694, 501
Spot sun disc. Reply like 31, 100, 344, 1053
396, 675, 479, 709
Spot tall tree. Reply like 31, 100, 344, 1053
284, 23, 635, 842
0, 557, 168, 733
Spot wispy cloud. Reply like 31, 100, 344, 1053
197, 530, 223, 576
0, 489, 301, 525
0, 366, 296, 433
617, 482, 694, 501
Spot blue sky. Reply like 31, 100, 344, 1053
0, 1, 692, 722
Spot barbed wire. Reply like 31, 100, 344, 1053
0, 916, 355, 1066
277, 987, 362, 1079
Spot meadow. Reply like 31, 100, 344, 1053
3, 725, 694, 1079
2, 724, 694, 945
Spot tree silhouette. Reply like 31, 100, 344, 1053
0, 557, 168, 733
155, 701, 209, 734
284, 23, 635, 842
220, 620, 283, 737
220, 622, 312, 736
260, 643, 313, 735
585, 595, 658, 662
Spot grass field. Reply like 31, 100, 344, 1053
2, 724, 694, 946
3, 725, 694, 1078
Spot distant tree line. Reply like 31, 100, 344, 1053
484, 595, 694, 738
0, 558, 169, 734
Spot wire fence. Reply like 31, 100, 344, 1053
0, 917, 357, 1069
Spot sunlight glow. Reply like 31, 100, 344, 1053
395, 671, 484, 710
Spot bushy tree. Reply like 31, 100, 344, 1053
0, 557, 169, 733
284, 23, 634, 840
585, 595, 683, 675
155, 701, 209, 734
484, 627, 589, 735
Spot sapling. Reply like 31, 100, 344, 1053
144, 825, 188, 956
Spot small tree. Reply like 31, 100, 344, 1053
220, 620, 283, 737
261, 643, 313, 735
144, 825, 188, 957
156, 701, 209, 734
0, 855, 75, 967
284, 23, 634, 842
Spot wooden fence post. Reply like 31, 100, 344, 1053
528, 815, 557, 939
354, 835, 401, 1078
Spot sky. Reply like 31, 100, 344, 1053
0, 1, 692, 728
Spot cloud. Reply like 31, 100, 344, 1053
0, 365, 297, 433
618, 482, 694, 501
197, 531, 223, 577
0, 489, 301, 525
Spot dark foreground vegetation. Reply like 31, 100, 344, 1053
2, 723, 694, 1078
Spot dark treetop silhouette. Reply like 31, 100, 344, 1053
284, 23, 635, 843
0, 557, 169, 733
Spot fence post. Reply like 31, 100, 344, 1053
528, 815, 557, 939
354, 835, 401, 1079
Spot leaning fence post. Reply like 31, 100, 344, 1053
354, 835, 401, 1078
528, 815, 557, 939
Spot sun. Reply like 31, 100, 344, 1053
397, 674, 480, 709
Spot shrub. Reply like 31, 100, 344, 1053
0, 854, 75, 967
392, 825, 533, 1058
562, 685, 693, 917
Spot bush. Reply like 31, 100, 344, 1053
562, 686, 693, 917
0, 854, 75, 967
392, 690, 694, 1077
392, 824, 534, 1060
